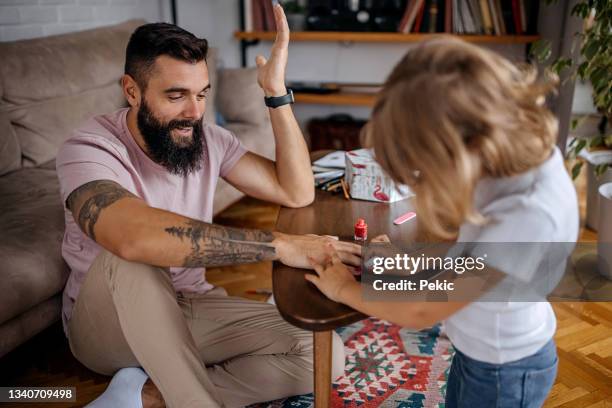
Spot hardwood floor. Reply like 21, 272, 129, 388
1, 184, 610, 407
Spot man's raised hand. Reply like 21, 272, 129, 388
255, 3, 290, 97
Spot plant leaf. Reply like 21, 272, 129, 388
595, 164, 610, 177
575, 138, 588, 155
572, 161, 584, 180
583, 40, 600, 60
552, 58, 573, 74
529, 40, 552, 63
590, 135, 604, 148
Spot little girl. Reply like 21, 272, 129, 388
306, 37, 578, 408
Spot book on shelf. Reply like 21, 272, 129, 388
413, 1, 426, 32
242, 0, 253, 32
444, 0, 452, 33
488, 0, 501, 35
511, 0, 522, 34
397, 0, 538, 35
242, 0, 276, 32
239, 0, 539, 37
479, 0, 494, 34
398, 0, 424, 33
262, 0, 276, 31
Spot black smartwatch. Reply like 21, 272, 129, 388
264, 89, 294, 108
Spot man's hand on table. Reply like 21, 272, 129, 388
273, 232, 362, 270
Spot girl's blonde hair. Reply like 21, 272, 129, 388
367, 37, 558, 240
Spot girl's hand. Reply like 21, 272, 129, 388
305, 244, 359, 303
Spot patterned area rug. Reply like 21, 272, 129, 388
250, 318, 454, 408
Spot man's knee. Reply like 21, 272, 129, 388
331, 331, 346, 380
293, 330, 344, 380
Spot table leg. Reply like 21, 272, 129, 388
314, 330, 332, 408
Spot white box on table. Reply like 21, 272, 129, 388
345, 149, 414, 203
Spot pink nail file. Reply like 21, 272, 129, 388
393, 211, 416, 225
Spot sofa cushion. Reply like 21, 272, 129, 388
9, 84, 126, 168
0, 295, 62, 359
0, 164, 68, 325
0, 112, 21, 176
224, 122, 275, 160
212, 122, 275, 214
217, 68, 270, 127
203, 48, 218, 125
0, 20, 143, 168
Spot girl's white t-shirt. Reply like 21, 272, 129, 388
444, 147, 579, 364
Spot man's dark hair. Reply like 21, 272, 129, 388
125, 23, 209, 90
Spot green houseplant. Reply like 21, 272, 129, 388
532, 0, 611, 178
531, 0, 612, 231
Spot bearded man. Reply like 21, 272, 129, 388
56, 5, 358, 407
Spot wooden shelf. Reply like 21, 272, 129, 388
235, 31, 540, 44
294, 91, 376, 107
236, 30, 539, 106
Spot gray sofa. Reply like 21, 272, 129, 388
0, 20, 275, 358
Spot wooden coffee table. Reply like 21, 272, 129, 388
273, 189, 417, 407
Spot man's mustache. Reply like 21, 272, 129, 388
168, 118, 201, 130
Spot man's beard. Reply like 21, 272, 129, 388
136, 100, 205, 176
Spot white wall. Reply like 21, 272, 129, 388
0, 0, 169, 42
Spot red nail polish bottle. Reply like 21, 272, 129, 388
354, 218, 367, 242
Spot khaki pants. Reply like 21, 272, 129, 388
67, 249, 345, 408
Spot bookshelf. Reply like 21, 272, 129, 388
236, 0, 541, 107
235, 31, 539, 107
294, 91, 376, 107
234, 31, 540, 44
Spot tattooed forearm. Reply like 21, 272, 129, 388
165, 220, 277, 267
66, 180, 135, 241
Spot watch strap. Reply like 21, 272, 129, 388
264, 89, 294, 108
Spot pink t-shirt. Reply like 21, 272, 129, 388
56, 108, 247, 332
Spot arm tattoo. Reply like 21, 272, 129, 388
165, 220, 276, 267
66, 180, 135, 241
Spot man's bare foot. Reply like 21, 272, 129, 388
141, 379, 165, 408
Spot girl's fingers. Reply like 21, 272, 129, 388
307, 256, 324, 273
310, 259, 326, 276
304, 273, 320, 286
347, 265, 358, 274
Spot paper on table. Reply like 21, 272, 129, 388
314, 170, 344, 180
312, 165, 341, 173
312, 151, 346, 169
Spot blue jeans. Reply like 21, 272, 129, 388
445, 339, 558, 408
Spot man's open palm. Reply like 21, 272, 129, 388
255, 4, 289, 96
